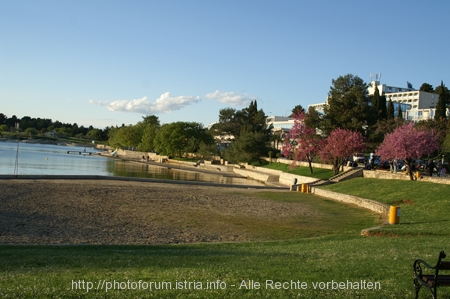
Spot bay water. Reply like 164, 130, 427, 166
0, 141, 264, 186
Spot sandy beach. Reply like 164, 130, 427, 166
0, 179, 317, 245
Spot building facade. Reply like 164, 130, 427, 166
308, 80, 448, 122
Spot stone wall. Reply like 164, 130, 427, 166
232, 167, 320, 185
111, 149, 168, 162
363, 170, 450, 185
243, 165, 282, 176
312, 188, 390, 216
233, 168, 279, 183
279, 172, 318, 185
261, 157, 334, 170
95, 144, 113, 150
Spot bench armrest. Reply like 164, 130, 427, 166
414, 258, 436, 282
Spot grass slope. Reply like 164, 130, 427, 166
1, 179, 450, 298
256, 161, 335, 180
318, 178, 450, 236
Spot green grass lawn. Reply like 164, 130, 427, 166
2, 179, 450, 298
318, 178, 450, 236
255, 160, 335, 180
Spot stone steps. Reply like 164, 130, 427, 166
329, 167, 364, 183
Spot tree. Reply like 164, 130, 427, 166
223, 128, 268, 164
387, 99, 395, 120
376, 122, 440, 180
214, 101, 272, 164
153, 122, 213, 157
374, 118, 404, 139
108, 125, 142, 149
282, 111, 324, 173
443, 124, 450, 157
322, 74, 374, 137
25, 127, 38, 136
397, 105, 403, 121
85, 129, 102, 141
139, 124, 159, 152
210, 108, 242, 139
435, 81, 448, 121
370, 84, 387, 122
419, 83, 434, 93
0, 113, 6, 124
304, 106, 322, 132
320, 128, 365, 175
5, 115, 19, 129
138, 115, 160, 152
291, 105, 305, 117
379, 94, 387, 121
416, 119, 447, 147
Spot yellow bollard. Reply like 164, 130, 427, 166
301, 183, 309, 193
389, 206, 400, 224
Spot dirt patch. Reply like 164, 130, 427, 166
0, 179, 318, 245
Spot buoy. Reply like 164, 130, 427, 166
46, 157, 48, 160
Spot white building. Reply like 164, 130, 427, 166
265, 116, 295, 150
266, 116, 295, 132
308, 79, 448, 122
369, 80, 447, 121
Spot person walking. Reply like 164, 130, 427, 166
428, 160, 435, 177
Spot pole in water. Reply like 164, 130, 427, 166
14, 142, 19, 176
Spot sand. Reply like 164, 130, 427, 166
0, 179, 314, 245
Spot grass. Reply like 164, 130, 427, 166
2, 179, 450, 298
317, 177, 450, 236
2, 237, 450, 298
252, 160, 335, 180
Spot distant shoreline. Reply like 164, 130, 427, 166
0, 137, 97, 147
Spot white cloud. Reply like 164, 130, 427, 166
205, 90, 257, 106
90, 93, 201, 114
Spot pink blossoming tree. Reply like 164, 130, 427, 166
376, 122, 440, 180
281, 112, 325, 173
320, 128, 366, 175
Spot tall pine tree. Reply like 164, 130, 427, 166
397, 105, 403, 121
322, 74, 373, 137
387, 99, 395, 120
379, 94, 387, 120
435, 81, 448, 121
371, 84, 387, 120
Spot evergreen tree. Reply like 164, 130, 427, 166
305, 106, 322, 132
387, 99, 395, 120
322, 74, 374, 137
371, 85, 387, 121
435, 81, 448, 121
419, 83, 434, 93
291, 105, 305, 116
397, 105, 403, 121
371, 85, 380, 116
379, 94, 387, 120
216, 101, 272, 164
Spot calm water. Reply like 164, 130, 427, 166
0, 141, 264, 186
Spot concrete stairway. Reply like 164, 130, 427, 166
329, 167, 364, 183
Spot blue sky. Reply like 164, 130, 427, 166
1, 0, 450, 128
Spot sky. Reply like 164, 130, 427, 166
1, 0, 450, 129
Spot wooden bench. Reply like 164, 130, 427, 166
414, 251, 450, 299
